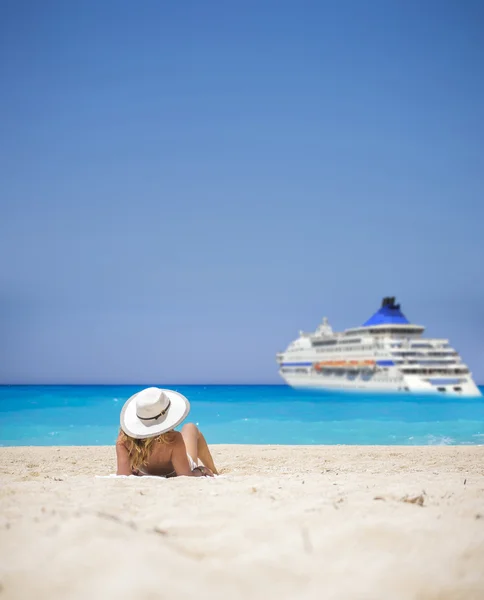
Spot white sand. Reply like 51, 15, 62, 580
1, 445, 483, 600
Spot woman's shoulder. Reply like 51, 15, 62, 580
163, 430, 184, 452
168, 430, 183, 444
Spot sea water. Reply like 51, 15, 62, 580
0, 384, 483, 446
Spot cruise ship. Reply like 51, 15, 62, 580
276, 297, 481, 396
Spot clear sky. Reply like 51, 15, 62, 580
1, 1, 483, 384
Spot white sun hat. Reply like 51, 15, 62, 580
120, 387, 190, 439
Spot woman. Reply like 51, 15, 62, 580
116, 387, 218, 477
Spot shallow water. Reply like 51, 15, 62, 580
0, 384, 483, 446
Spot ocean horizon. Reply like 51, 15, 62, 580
1, 384, 483, 447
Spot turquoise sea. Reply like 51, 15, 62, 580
1, 385, 483, 446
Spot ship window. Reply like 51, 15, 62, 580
437, 387, 446, 392
313, 340, 337, 347
454, 387, 462, 392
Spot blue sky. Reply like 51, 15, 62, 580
1, 0, 483, 384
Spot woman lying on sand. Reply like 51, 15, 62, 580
116, 387, 218, 477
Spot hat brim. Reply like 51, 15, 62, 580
120, 388, 190, 439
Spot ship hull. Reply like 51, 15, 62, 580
279, 371, 481, 397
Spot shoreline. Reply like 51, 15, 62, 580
2, 443, 484, 474
1, 445, 483, 599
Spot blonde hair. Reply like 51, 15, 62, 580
119, 429, 177, 471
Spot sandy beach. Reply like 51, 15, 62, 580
1, 445, 483, 599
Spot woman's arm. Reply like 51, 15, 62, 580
171, 433, 212, 477
115, 436, 132, 476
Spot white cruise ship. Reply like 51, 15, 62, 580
276, 297, 481, 396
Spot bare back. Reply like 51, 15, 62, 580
116, 430, 194, 477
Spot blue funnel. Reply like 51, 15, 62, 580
363, 297, 410, 326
